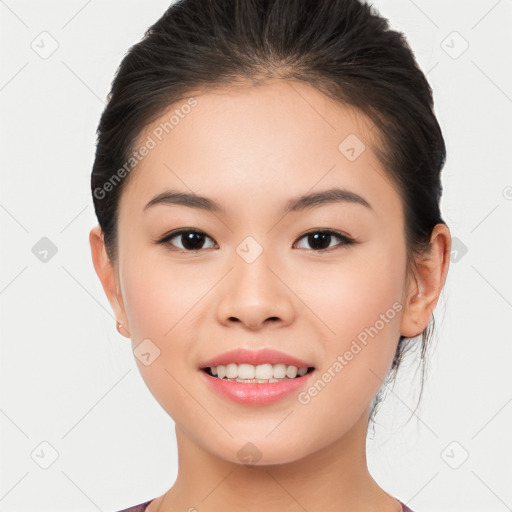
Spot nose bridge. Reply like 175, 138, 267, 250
216, 234, 294, 328
232, 234, 278, 301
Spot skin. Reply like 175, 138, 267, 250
90, 79, 451, 512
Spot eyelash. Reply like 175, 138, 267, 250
156, 228, 357, 254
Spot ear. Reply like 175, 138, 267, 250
400, 223, 451, 338
89, 225, 130, 337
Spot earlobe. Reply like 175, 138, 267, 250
400, 223, 451, 339
89, 225, 130, 337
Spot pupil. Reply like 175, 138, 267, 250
182, 232, 205, 250
309, 232, 330, 250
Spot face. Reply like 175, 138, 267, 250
101, 79, 415, 464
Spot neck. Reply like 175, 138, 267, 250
152, 408, 401, 512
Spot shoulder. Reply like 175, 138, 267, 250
113, 499, 154, 512
400, 502, 415, 512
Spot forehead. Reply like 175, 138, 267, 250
119, 79, 399, 219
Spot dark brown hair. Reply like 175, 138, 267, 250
91, 0, 447, 426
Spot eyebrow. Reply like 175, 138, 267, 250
283, 187, 372, 213
143, 187, 373, 214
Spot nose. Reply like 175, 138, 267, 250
216, 252, 295, 331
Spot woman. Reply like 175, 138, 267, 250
89, 0, 451, 510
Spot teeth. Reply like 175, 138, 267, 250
207, 363, 310, 380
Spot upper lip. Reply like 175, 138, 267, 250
199, 348, 315, 369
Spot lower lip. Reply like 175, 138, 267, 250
199, 369, 315, 405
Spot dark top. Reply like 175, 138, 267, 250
115, 500, 153, 512
115, 498, 415, 511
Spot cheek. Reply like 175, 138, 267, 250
119, 253, 217, 381
119, 257, 205, 416
120, 250, 207, 340
299, 246, 405, 343
299, 240, 407, 398
122, 270, 175, 340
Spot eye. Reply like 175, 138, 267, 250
158, 229, 217, 252
293, 229, 356, 252
157, 228, 357, 253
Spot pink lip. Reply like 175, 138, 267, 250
199, 367, 316, 405
198, 348, 314, 369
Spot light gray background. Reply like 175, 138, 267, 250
1, 1, 511, 511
